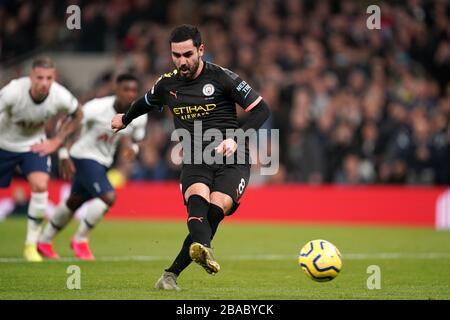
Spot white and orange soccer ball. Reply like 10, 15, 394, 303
298, 239, 342, 282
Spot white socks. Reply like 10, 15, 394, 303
74, 198, 109, 242
26, 192, 48, 245
40, 202, 73, 243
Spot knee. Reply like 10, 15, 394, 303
210, 192, 233, 215
30, 180, 48, 193
184, 183, 210, 203
66, 195, 84, 211
186, 194, 210, 215
100, 192, 116, 207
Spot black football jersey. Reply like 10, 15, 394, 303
144, 61, 262, 163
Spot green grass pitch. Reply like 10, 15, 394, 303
0, 217, 449, 300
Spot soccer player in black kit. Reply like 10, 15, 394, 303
111, 25, 270, 291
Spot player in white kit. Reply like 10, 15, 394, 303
0, 57, 82, 262
38, 74, 147, 260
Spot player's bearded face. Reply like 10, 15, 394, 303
171, 40, 204, 79
30, 67, 55, 99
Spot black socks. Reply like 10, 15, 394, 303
166, 234, 193, 276
166, 198, 226, 276
187, 195, 212, 247
208, 203, 225, 238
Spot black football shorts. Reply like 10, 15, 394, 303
180, 163, 250, 215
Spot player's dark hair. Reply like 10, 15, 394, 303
169, 24, 202, 48
116, 73, 139, 84
32, 57, 55, 69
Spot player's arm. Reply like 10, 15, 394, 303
53, 105, 83, 145
0, 81, 17, 115
57, 122, 82, 181
58, 99, 99, 181
217, 100, 271, 157
216, 69, 271, 156
31, 105, 83, 156
239, 99, 271, 131
112, 87, 163, 133
118, 112, 148, 161
0, 90, 7, 114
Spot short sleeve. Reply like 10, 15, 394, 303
0, 80, 18, 114
55, 83, 78, 115
220, 68, 262, 112
143, 75, 166, 108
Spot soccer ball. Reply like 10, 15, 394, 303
298, 239, 342, 282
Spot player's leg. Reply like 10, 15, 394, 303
38, 161, 91, 259
184, 183, 212, 247
184, 182, 225, 275
38, 192, 86, 259
0, 149, 20, 189
208, 191, 232, 234
71, 194, 113, 261
24, 172, 49, 262
166, 192, 231, 274
155, 233, 191, 291
167, 183, 212, 267
69, 158, 115, 260
156, 166, 214, 290
157, 183, 213, 290
21, 152, 51, 262
74, 192, 115, 242
211, 164, 250, 218
207, 164, 250, 255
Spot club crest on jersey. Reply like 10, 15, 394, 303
202, 83, 215, 96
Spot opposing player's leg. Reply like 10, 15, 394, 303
24, 172, 49, 262
71, 192, 114, 260
0, 149, 19, 189
75, 193, 114, 242
0, 151, 50, 262
69, 158, 115, 260
38, 193, 86, 259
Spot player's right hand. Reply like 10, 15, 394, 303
31, 136, 63, 156
59, 158, 75, 181
111, 114, 127, 133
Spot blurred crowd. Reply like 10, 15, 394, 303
1, 0, 449, 185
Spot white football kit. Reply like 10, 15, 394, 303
0, 77, 78, 152
70, 95, 147, 167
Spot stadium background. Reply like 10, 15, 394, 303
0, 0, 449, 228
1, 0, 450, 302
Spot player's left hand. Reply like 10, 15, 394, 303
30, 137, 63, 156
215, 138, 237, 157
